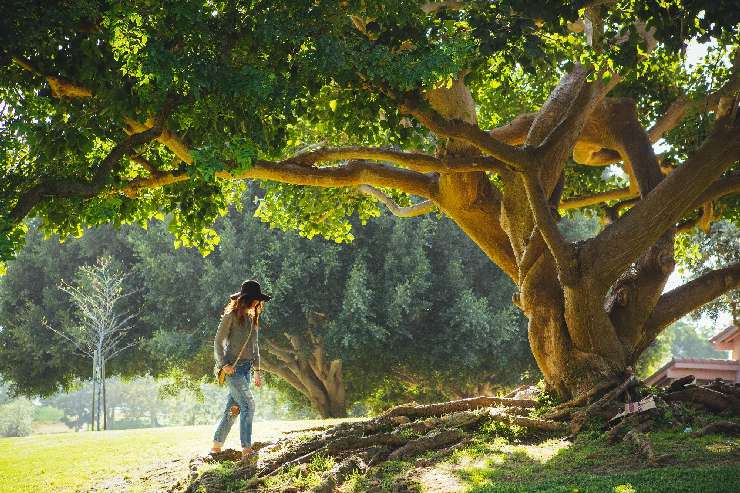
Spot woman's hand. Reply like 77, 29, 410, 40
254, 370, 262, 388
222, 365, 236, 375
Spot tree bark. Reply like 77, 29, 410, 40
423, 75, 632, 399
261, 332, 348, 418
91, 352, 96, 432
102, 359, 107, 431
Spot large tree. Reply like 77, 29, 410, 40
1, 1, 739, 399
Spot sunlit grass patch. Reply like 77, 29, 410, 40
264, 453, 336, 490
450, 430, 739, 493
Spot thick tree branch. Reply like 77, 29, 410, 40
647, 73, 740, 144
12, 55, 93, 98
560, 187, 635, 209
399, 95, 531, 170
288, 146, 509, 175
608, 100, 664, 196
522, 172, 577, 284
10, 126, 163, 222
120, 159, 435, 199
357, 185, 435, 218
124, 118, 194, 164
636, 261, 740, 359
582, 114, 740, 285
690, 171, 740, 209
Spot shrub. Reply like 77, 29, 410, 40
0, 398, 35, 437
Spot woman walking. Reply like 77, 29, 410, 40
211, 279, 271, 461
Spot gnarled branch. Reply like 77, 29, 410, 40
582, 114, 740, 285
10, 125, 163, 222
120, 159, 435, 199
357, 185, 435, 218
399, 94, 531, 170
635, 261, 740, 359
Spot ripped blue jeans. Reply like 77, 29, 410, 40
213, 360, 255, 448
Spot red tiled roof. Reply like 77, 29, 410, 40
645, 357, 740, 386
710, 324, 739, 344
671, 358, 739, 365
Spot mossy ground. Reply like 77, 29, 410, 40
232, 428, 739, 493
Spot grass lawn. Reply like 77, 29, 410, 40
0, 418, 357, 493
434, 432, 740, 493
3, 421, 738, 493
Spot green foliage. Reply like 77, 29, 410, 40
0, 397, 34, 437
1, 0, 738, 266
673, 221, 740, 321
255, 184, 381, 243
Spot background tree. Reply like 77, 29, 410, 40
0, 224, 156, 397
637, 320, 728, 378
43, 256, 139, 430
673, 221, 740, 323
1, 192, 534, 416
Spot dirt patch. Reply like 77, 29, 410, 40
414, 464, 466, 493
90, 457, 191, 493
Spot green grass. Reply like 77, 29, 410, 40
0, 419, 356, 493
3, 421, 737, 493
447, 432, 740, 493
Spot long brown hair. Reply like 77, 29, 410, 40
224, 297, 260, 325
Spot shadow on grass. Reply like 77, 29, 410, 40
451, 432, 740, 493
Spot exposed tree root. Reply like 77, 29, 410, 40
568, 376, 639, 433
382, 395, 536, 418
665, 386, 740, 414
309, 455, 366, 493
691, 420, 740, 437
668, 375, 695, 392
387, 429, 467, 460
544, 379, 618, 420
181, 397, 557, 492
623, 429, 669, 465
181, 381, 740, 492
281, 425, 333, 435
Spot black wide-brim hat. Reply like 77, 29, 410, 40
230, 279, 272, 302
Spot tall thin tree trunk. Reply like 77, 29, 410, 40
102, 359, 107, 430
91, 350, 97, 431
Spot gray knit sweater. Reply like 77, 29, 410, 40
213, 311, 260, 369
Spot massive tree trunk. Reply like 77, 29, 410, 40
261, 327, 348, 418
417, 70, 740, 400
